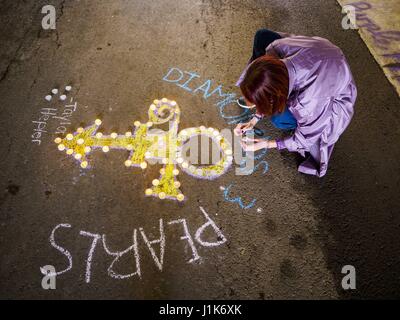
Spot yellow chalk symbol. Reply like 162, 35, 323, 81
55, 98, 233, 201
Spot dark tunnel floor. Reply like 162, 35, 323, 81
0, 0, 399, 299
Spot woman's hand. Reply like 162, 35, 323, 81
234, 117, 258, 136
240, 138, 277, 152
234, 121, 254, 136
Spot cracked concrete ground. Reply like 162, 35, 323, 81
0, 0, 399, 299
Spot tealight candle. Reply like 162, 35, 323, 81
80, 161, 88, 168
140, 162, 147, 169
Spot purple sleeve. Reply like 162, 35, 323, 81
276, 139, 286, 150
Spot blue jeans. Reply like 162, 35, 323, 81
251, 29, 297, 131
270, 108, 297, 130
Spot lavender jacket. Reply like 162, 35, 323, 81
237, 34, 357, 177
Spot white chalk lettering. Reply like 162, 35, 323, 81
139, 219, 165, 271
31, 100, 78, 145
79, 231, 101, 283
168, 218, 200, 263
195, 206, 227, 247
42, 207, 227, 284
41, 223, 72, 277
102, 230, 141, 279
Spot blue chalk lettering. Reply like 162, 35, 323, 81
193, 79, 212, 99
238, 160, 269, 175
226, 115, 253, 125
223, 184, 257, 209
252, 147, 269, 161
218, 101, 253, 123
177, 71, 200, 92
163, 67, 184, 83
162, 66, 252, 124
208, 85, 237, 106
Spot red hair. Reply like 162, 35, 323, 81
240, 55, 289, 116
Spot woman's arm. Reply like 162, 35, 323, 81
240, 138, 277, 152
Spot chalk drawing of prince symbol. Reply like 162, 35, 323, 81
54, 98, 233, 201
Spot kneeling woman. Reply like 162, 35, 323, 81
235, 29, 357, 177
